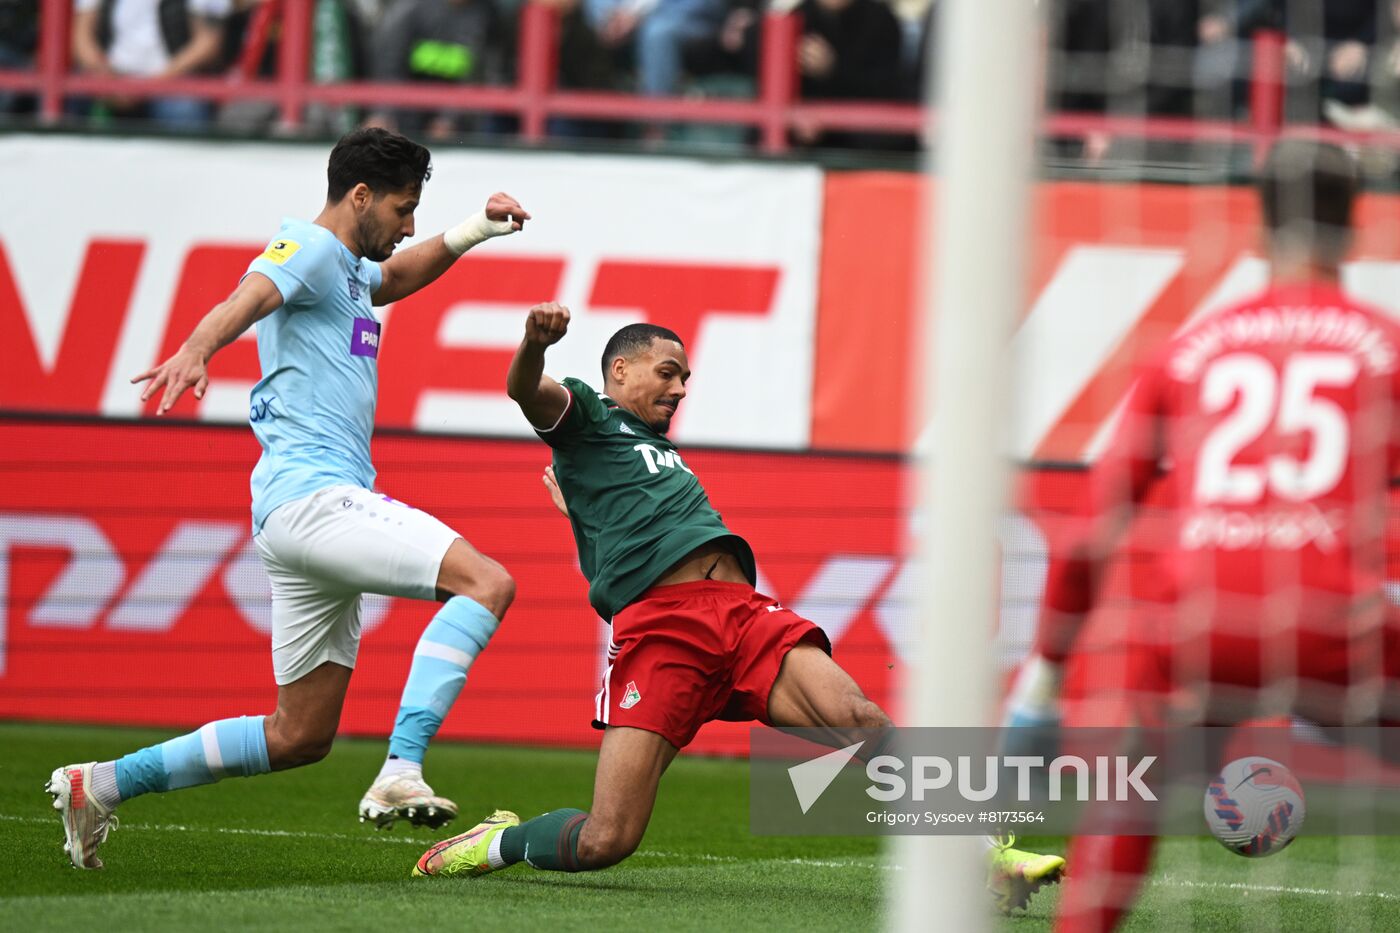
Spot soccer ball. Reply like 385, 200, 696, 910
1203, 756, 1305, 857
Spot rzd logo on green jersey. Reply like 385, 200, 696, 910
634, 444, 694, 475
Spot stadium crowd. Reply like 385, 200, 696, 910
0, 0, 1399, 151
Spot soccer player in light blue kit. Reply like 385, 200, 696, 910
48, 128, 528, 869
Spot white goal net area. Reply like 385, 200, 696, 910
900, 1, 1400, 930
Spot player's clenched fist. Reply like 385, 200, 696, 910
444, 192, 530, 255
525, 302, 570, 346
484, 192, 530, 231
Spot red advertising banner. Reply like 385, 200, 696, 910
0, 419, 902, 757
12, 137, 1400, 465
0, 138, 823, 450
5, 418, 1395, 755
813, 173, 1400, 459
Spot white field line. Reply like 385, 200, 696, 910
1, 813, 423, 846
4, 813, 876, 866
6, 813, 1399, 902
1155, 875, 1400, 902
636, 850, 883, 870
5, 812, 876, 869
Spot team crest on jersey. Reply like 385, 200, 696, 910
620, 682, 642, 709
347, 276, 360, 301
259, 239, 301, 265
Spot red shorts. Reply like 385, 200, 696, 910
592, 580, 830, 748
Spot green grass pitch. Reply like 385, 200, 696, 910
3, 722, 1399, 931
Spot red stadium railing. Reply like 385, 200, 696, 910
5, 0, 1400, 156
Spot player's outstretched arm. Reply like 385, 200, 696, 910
130, 272, 284, 415
374, 192, 529, 306
506, 302, 572, 430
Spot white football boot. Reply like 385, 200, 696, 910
359, 772, 458, 830
46, 763, 119, 869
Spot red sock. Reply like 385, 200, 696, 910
1055, 835, 1155, 933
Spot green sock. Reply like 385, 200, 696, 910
499, 808, 589, 871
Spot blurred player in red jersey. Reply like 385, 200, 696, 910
1002, 140, 1400, 931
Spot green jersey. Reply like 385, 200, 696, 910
538, 377, 756, 621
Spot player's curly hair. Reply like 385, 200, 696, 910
326, 128, 433, 202
602, 324, 684, 379
1259, 140, 1358, 267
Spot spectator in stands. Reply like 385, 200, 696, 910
1044, 0, 1112, 160
795, 0, 901, 101
1044, 1, 1204, 162
1330, 0, 1400, 138
584, 0, 725, 98
0, 0, 37, 116
664, 0, 762, 147
894, 0, 934, 102
1370, 1, 1400, 120
1139, 0, 1201, 117
217, 0, 368, 137
532, 0, 627, 138
1047, 0, 1108, 110
366, 0, 509, 140
1195, 0, 1275, 118
1197, 0, 1379, 122
70, 0, 231, 131
1290, 0, 1377, 114
791, 0, 905, 149
682, 0, 910, 150
678, 0, 759, 85
687, 0, 928, 106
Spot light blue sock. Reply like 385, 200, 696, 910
387, 596, 499, 763
113, 715, 271, 802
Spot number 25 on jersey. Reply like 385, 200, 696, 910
1194, 352, 1359, 505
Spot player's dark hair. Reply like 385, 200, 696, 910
326, 128, 432, 202
601, 324, 684, 379
1258, 140, 1358, 267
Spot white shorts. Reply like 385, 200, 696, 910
254, 484, 461, 685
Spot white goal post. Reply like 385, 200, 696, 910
891, 1, 1039, 930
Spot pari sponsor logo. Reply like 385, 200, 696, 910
351, 317, 381, 359
786, 742, 1158, 816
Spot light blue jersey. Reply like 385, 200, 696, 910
244, 219, 384, 532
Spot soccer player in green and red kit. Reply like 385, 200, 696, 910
411, 303, 1065, 910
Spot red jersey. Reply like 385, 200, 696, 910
1043, 283, 1400, 680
